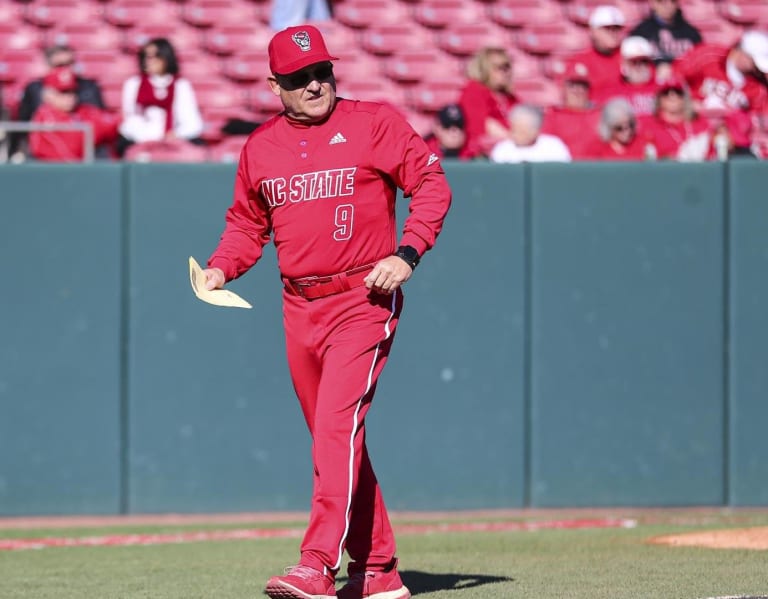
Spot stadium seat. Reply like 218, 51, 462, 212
691, 18, 744, 47
510, 48, 543, 80
222, 52, 271, 84
0, 51, 42, 87
341, 78, 409, 106
208, 135, 250, 163
412, 0, 487, 30
45, 23, 123, 54
124, 140, 209, 162
516, 23, 591, 56
487, 0, 563, 30
513, 77, 561, 108
563, 0, 642, 28
75, 50, 135, 85
23, 0, 101, 29
407, 79, 461, 112
360, 23, 436, 56
0, 26, 41, 53
99, 80, 124, 112
180, 0, 258, 29
334, 0, 412, 29
437, 23, 512, 57
718, 0, 765, 26
331, 51, 386, 84
202, 23, 273, 56
122, 23, 203, 55
247, 85, 286, 119
103, 0, 180, 28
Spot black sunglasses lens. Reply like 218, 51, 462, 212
284, 65, 333, 88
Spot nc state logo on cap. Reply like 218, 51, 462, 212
292, 30, 311, 52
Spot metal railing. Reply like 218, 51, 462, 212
0, 121, 95, 163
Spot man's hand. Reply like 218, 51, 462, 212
204, 267, 226, 291
364, 256, 413, 294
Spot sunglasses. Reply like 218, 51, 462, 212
612, 121, 635, 132
492, 62, 512, 72
277, 64, 334, 89
660, 87, 684, 96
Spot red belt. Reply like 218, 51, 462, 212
283, 263, 376, 300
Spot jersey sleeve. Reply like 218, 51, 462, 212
207, 146, 272, 281
369, 105, 452, 256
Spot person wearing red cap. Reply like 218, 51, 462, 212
594, 36, 661, 117
541, 61, 602, 159
201, 25, 452, 599
28, 66, 119, 162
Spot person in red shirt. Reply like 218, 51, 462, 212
457, 46, 518, 158
564, 5, 627, 91
585, 97, 650, 159
201, 25, 452, 599
422, 103, 470, 160
640, 77, 712, 160
541, 61, 602, 159
595, 36, 660, 116
28, 66, 118, 162
673, 30, 768, 127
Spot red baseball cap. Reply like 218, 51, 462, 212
43, 66, 77, 92
560, 62, 591, 85
268, 25, 339, 75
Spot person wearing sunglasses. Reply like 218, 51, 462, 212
117, 37, 204, 157
586, 97, 650, 159
201, 25, 451, 599
639, 77, 712, 160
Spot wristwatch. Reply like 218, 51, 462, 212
394, 245, 420, 270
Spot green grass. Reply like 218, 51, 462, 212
2, 511, 768, 598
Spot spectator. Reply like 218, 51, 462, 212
270, 0, 332, 30
673, 30, 768, 119
541, 62, 601, 159
584, 97, 650, 159
595, 36, 659, 116
118, 37, 204, 157
458, 47, 519, 159
11, 44, 105, 159
639, 77, 711, 160
629, 0, 702, 68
490, 104, 572, 163
28, 66, 118, 162
564, 5, 627, 91
423, 103, 470, 160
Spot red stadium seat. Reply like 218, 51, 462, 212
0, 26, 41, 53
75, 50, 135, 85
513, 77, 561, 108
488, 0, 563, 30
0, 50, 43, 86
222, 52, 271, 84
563, 0, 640, 28
202, 23, 273, 56
516, 23, 591, 56
208, 135, 250, 163
23, 0, 101, 28
510, 48, 543, 80
381, 50, 462, 84
103, 0, 180, 28
407, 79, 461, 112
412, 0, 487, 30
691, 18, 744, 47
341, 78, 409, 107
437, 23, 512, 57
124, 140, 209, 162
331, 51, 385, 84
180, 0, 258, 29
718, 0, 765, 26
122, 23, 203, 55
334, 0, 412, 29
360, 23, 436, 56
248, 85, 285, 119
46, 23, 123, 54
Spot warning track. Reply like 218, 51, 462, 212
0, 517, 636, 551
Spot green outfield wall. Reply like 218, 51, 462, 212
0, 161, 766, 515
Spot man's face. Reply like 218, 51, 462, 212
563, 80, 590, 109
434, 122, 466, 151
591, 25, 624, 53
268, 62, 336, 123
48, 49, 75, 68
622, 56, 654, 84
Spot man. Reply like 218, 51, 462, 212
564, 5, 627, 91
202, 25, 452, 599
12, 44, 105, 158
594, 36, 660, 116
28, 66, 118, 162
423, 103, 469, 160
629, 0, 702, 66
541, 61, 601, 159
490, 104, 572, 163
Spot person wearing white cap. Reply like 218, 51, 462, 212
629, 0, 702, 65
563, 5, 627, 90
594, 36, 660, 116
673, 29, 768, 115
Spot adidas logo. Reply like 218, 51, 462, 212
427, 153, 439, 166
329, 132, 347, 145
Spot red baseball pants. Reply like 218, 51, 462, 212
282, 284, 404, 576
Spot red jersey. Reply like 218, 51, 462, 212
541, 106, 601, 159
458, 79, 517, 158
639, 114, 711, 159
593, 79, 660, 116
29, 104, 118, 161
208, 99, 452, 281
673, 44, 768, 114
564, 48, 623, 90
583, 133, 649, 160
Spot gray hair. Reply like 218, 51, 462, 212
599, 97, 636, 141
508, 104, 543, 131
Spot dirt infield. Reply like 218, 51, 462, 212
650, 526, 768, 550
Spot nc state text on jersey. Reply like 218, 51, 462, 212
261, 167, 358, 207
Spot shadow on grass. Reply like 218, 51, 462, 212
400, 570, 513, 595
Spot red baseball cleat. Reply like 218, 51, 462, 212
265, 564, 337, 599
336, 567, 410, 599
